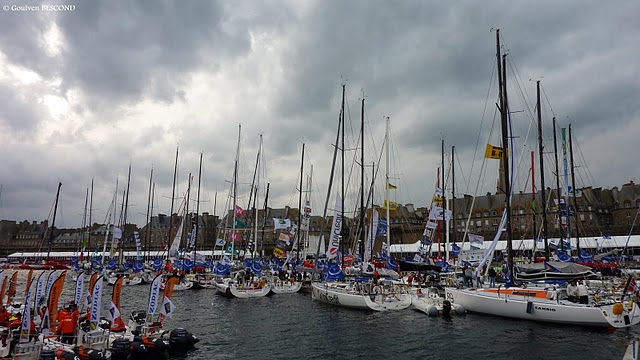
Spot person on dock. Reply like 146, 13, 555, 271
0, 305, 9, 327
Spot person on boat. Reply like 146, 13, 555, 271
59, 314, 75, 344
0, 305, 9, 327
566, 280, 579, 303
462, 266, 469, 287
488, 267, 497, 288
373, 269, 380, 285
577, 281, 589, 304
475, 267, 484, 288
464, 266, 473, 287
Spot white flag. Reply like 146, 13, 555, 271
273, 218, 291, 230
106, 301, 121, 322
429, 204, 452, 221
159, 296, 176, 319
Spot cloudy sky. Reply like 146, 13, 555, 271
0, 0, 638, 228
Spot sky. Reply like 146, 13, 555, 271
0, 0, 638, 229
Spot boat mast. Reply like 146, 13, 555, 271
80, 187, 88, 257
441, 139, 446, 261
531, 151, 537, 262
297, 142, 305, 263
231, 124, 241, 260
497, 29, 514, 283
451, 145, 456, 250
261, 183, 270, 257
120, 162, 132, 268
314, 84, 343, 262
149, 182, 155, 261
195, 152, 203, 264
359, 97, 365, 261
184, 172, 192, 261
47, 182, 62, 261
385, 116, 391, 259
340, 85, 346, 267
88, 178, 94, 260
569, 124, 580, 255
144, 168, 153, 262
552, 117, 563, 251
561, 127, 570, 253
536, 81, 549, 260
167, 146, 179, 262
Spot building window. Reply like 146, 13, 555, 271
484, 220, 489, 226
492, 210, 497, 216
625, 201, 632, 208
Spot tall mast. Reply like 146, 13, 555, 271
120, 162, 132, 267
441, 139, 446, 261
261, 183, 270, 256
552, 117, 563, 250
561, 127, 570, 252
314, 85, 343, 262
80, 187, 88, 256
297, 142, 305, 262
536, 81, 549, 260
231, 124, 241, 260
569, 124, 580, 255
88, 178, 94, 259
145, 168, 153, 262
167, 146, 179, 262
385, 116, 391, 258
195, 153, 203, 263
497, 29, 514, 283
360, 97, 365, 261
47, 182, 62, 260
531, 151, 537, 262
340, 84, 346, 267
451, 146, 456, 248
149, 182, 155, 260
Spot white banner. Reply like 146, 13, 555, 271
364, 210, 378, 262
273, 218, 291, 230
429, 204, 452, 221
19, 282, 33, 343
326, 194, 343, 260
90, 276, 104, 330
74, 272, 85, 306
34, 271, 46, 309
146, 274, 163, 324
106, 300, 121, 322
159, 296, 176, 319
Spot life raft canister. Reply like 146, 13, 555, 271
612, 302, 624, 315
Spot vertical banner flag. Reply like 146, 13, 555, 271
146, 274, 163, 325
90, 276, 104, 330
133, 231, 142, 259
46, 271, 66, 335
34, 271, 46, 310
6, 271, 18, 304
364, 210, 379, 263
19, 282, 33, 343
74, 272, 85, 307
326, 194, 343, 260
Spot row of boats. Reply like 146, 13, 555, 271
0, 269, 199, 360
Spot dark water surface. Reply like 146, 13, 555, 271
10, 272, 638, 360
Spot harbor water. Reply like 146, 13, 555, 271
8, 272, 638, 360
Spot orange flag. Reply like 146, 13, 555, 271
6, 271, 18, 305
47, 271, 66, 334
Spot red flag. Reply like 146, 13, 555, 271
234, 205, 245, 217
229, 230, 242, 242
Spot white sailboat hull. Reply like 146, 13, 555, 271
270, 281, 302, 294
228, 284, 271, 298
311, 282, 369, 310
445, 287, 640, 328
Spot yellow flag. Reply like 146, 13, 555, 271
387, 183, 397, 190
382, 200, 398, 210
484, 144, 507, 160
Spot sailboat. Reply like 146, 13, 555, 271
311, 88, 411, 311
444, 29, 640, 329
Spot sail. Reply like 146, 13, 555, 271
46, 271, 66, 335
145, 273, 163, 325
326, 194, 343, 260
169, 216, 184, 260
89, 275, 104, 330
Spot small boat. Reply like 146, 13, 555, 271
161, 278, 194, 291
364, 292, 412, 311
106, 272, 143, 286
270, 280, 302, 294
228, 281, 272, 298
412, 287, 466, 316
